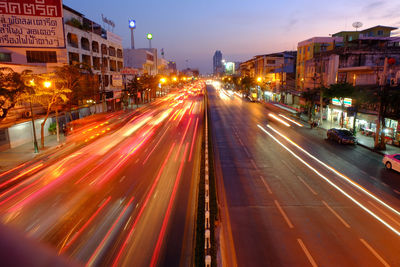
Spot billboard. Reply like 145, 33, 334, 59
0, 0, 65, 48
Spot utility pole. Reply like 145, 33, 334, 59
375, 57, 388, 150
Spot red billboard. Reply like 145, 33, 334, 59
0, 0, 65, 48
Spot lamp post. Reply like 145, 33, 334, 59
129, 20, 136, 49
147, 33, 153, 49
29, 80, 39, 153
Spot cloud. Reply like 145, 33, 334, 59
362, 0, 386, 11
284, 17, 299, 32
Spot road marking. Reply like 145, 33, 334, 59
135, 158, 139, 164
297, 238, 318, 267
393, 189, 400, 195
369, 175, 378, 181
360, 239, 390, 267
237, 138, 244, 146
322, 201, 350, 228
281, 160, 295, 174
119, 176, 126, 183
381, 182, 389, 188
250, 159, 257, 169
368, 201, 400, 228
297, 176, 317, 195
260, 176, 272, 194
274, 200, 294, 228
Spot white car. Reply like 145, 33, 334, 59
383, 154, 400, 172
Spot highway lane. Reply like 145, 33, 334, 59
0, 84, 204, 266
208, 84, 400, 266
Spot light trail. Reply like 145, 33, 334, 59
175, 117, 192, 161
189, 118, 199, 162
0, 163, 27, 178
278, 114, 303, 127
257, 124, 400, 237
60, 196, 111, 254
150, 143, 189, 267
112, 143, 176, 267
267, 124, 400, 217
0, 163, 43, 189
268, 113, 290, 127
143, 126, 171, 165
86, 197, 135, 267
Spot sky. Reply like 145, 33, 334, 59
63, 0, 400, 74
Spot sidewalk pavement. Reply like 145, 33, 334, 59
0, 134, 66, 172
272, 102, 400, 156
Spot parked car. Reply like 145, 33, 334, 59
327, 128, 357, 145
383, 154, 400, 172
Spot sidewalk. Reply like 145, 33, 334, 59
0, 134, 66, 171
272, 103, 400, 156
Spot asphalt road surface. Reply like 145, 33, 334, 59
0, 85, 204, 267
208, 84, 400, 267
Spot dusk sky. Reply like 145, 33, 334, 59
63, 0, 400, 74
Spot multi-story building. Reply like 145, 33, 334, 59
123, 48, 158, 75
213, 50, 223, 75
296, 36, 343, 90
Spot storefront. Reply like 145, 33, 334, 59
326, 98, 354, 129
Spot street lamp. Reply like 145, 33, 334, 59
147, 33, 153, 49
129, 19, 136, 49
257, 77, 262, 83
44, 81, 51, 88
29, 79, 39, 153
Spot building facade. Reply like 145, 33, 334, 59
213, 50, 223, 75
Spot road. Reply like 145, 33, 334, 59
208, 84, 400, 267
0, 85, 204, 267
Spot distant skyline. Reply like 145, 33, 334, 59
63, 0, 400, 73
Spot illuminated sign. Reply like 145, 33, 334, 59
147, 33, 153, 40
332, 98, 352, 107
0, 0, 65, 48
129, 20, 136, 29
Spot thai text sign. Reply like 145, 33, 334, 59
0, 0, 65, 48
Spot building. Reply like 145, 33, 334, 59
168, 61, 177, 75
213, 50, 223, 75
124, 48, 158, 75
296, 36, 343, 90
63, 5, 124, 107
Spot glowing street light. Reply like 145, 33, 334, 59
257, 77, 262, 83
129, 19, 136, 49
160, 78, 166, 84
44, 81, 52, 88
147, 33, 153, 49
172, 77, 177, 82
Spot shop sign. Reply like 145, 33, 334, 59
332, 98, 352, 107
0, 0, 65, 48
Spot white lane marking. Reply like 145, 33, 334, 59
119, 176, 126, 183
250, 159, 258, 169
297, 238, 318, 267
260, 176, 273, 194
360, 239, 390, 267
135, 158, 140, 163
322, 201, 351, 228
368, 201, 400, 228
281, 160, 295, 174
258, 124, 400, 237
297, 176, 318, 195
274, 200, 294, 228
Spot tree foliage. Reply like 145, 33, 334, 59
0, 68, 30, 121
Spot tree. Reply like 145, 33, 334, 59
27, 74, 71, 148
323, 83, 355, 127
239, 76, 255, 95
301, 88, 319, 121
0, 68, 30, 121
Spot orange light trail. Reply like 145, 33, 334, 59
0, 163, 27, 178
0, 163, 43, 189
278, 114, 304, 127
112, 143, 176, 267
150, 143, 189, 266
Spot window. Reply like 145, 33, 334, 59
117, 61, 123, 71
117, 49, 123, 58
26, 51, 57, 63
110, 60, 116, 71
92, 41, 99, 53
348, 36, 353, 41
0, 52, 11, 62
67, 33, 79, 48
377, 30, 383, 36
81, 37, 90, 51
307, 46, 310, 52
108, 46, 116, 57
267, 60, 275, 64
394, 155, 400, 161
101, 44, 107, 55
68, 52, 79, 65
93, 57, 100, 70
102, 57, 108, 69
82, 54, 91, 66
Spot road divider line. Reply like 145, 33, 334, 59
260, 176, 273, 194
360, 239, 390, 267
258, 124, 400, 237
368, 201, 400, 229
322, 201, 350, 228
274, 200, 294, 228
297, 238, 318, 267
250, 159, 258, 169
297, 176, 318, 195
281, 160, 295, 174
